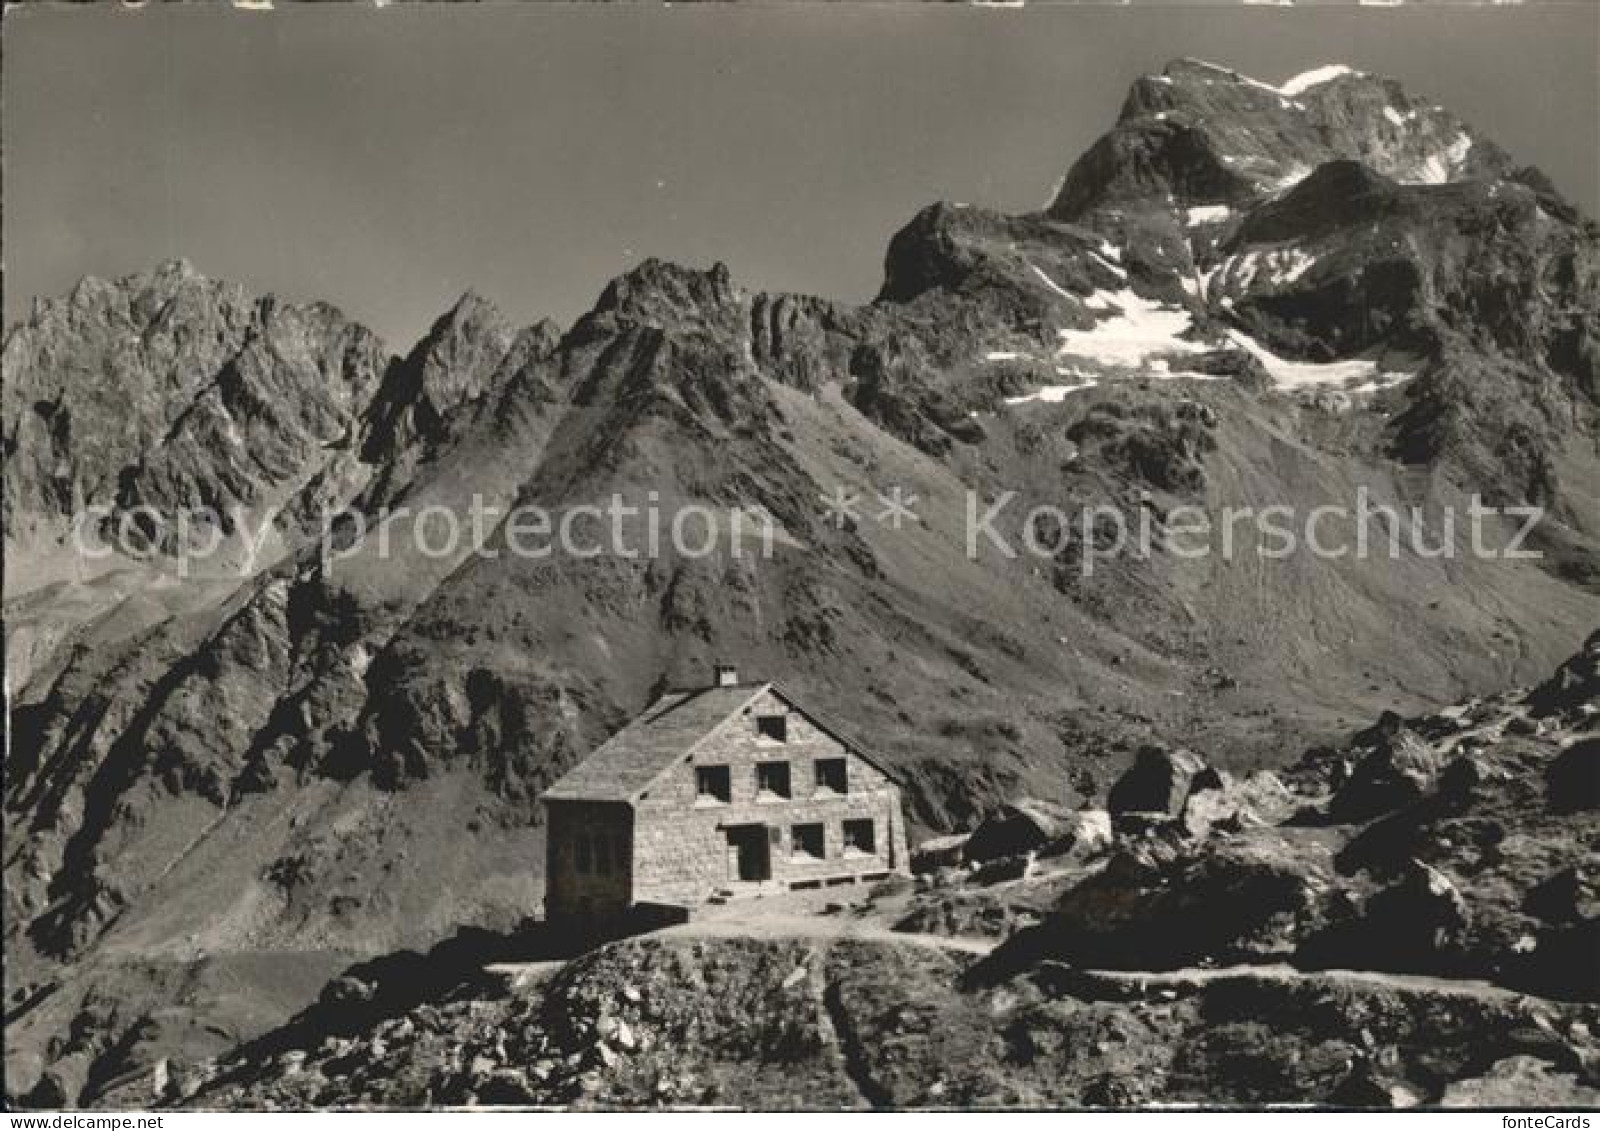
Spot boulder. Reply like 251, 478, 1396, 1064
1038, 828, 1336, 968
1058, 809, 1113, 856
476, 1068, 539, 1105
1388, 860, 1470, 935
1329, 1063, 1424, 1108
1546, 739, 1599, 814
965, 799, 1075, 864
1523, 866, 1600, 925
1330, 719, 1444, 822
1082, 1073, 1145, 1106
1107, 745, 1216, 821
319, 975, 377, 1009
970, 853, 1034, 886
1440, 1056, 1600, 1107
1183, 771, 1297, 838
1302, 859, 1470, 975
1524, 630, 1600, 722
911, 833, 971, 874
1437, 751, 1499, 799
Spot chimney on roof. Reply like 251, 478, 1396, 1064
714, 663, 739, 688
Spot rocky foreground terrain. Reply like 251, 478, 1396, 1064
5, 59, 1599, 1107
77, 631, 1597, 1109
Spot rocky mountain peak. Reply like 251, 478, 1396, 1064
557, 257, 777, 430
149, 255, 201, 283
444, 288, 504, 324
1055, 58, 1515, 219
359, 290, 519, 460
586, 259, 742, 332
3, 262, 388, 540
422, 289, 516, 366
24, 259, 238, 336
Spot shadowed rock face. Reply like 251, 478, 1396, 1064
360, 292, 518, 462
1547, 739, 1599, 815
4, 59, 1600, 1108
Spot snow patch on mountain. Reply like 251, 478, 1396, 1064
1278, 64, 1358, 97
1185, 204, 1233, 226
1404, 131, 1474, 185
1028, 263, 1076, 300
1226, 329, 1411, 391
1003, 373, 1100, 406
1086, 241, 1127, 279
1212, 247, 1319, 292
1056, 289, 1209, 370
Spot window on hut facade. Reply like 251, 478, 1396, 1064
575, 834, 592, 874
756, 714, 788, 742
792, 823, 825, 859
756, 761, 791, 800
814, 758, 847, 795
842, 818, 876, 856
696, 765, 731, 804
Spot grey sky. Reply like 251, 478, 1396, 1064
5, 3, 1597, 350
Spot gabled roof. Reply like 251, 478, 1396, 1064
765, 681, 901, 786
540, 680, 898, 805
541, 682, 774, 803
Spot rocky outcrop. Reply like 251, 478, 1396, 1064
179, 931, 1600, 1110
1526, 630, 1600, 721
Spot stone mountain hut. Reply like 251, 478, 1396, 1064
540, 665, 909, 923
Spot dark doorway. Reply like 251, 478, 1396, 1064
725, 824, 771, 882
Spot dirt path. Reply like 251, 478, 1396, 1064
648, 909, 1561, 1005
651, 920, 1544, 1004
1073, 962, 1550, 1004
655, 912, 997, 955
494, 883, 1562, 1008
